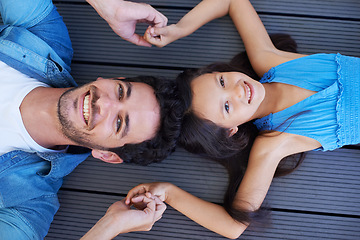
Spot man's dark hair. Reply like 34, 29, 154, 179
109, 75, 184, 165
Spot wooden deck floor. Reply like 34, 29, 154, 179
47, 0, 360, 239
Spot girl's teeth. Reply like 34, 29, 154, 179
245, 83, 251, 103
83, 94, 90, 124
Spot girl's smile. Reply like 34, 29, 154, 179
190, 72, 266, 131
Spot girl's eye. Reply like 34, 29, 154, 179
116, 117, 122, 133
219, 76, 225, 87
118, 84, 124, 99
225, 101, 229, 113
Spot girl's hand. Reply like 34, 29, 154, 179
144, 25, 182, 47
125, 182, 173, 204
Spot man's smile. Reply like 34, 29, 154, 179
83, 91, 90, 125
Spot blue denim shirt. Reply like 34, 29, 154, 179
0, 0, 90, 239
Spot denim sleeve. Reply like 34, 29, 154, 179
0, 208, 38, 239
0, 152, 61, 239
0, 0, 54, 28
0, 0, 73, 67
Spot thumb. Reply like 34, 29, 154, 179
149, 26, 169, 38
125, 33, 152, 47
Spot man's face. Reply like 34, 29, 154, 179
57, 78, 161, 151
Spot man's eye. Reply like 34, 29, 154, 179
225, 101, 229, 113
116, 117, 122, 132
118, 84, 124, 99
220, 76, 225, 87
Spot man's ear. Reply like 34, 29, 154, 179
91, 149, 123, 164
228, 126, 238, 137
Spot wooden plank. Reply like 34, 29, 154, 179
55, 0, 360, 20
47, 190, 360, 240
61, 148, 360, 217
70, 63, 180, 86
56, 5, 360, 71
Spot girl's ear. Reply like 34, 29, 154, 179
91, 149, 123, 164
228, 126, 238, 137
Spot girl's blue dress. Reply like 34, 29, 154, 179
254, 53, 360, 151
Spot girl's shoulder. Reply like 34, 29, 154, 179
252, 131, 321, 161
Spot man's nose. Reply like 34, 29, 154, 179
96, 94, 121, 118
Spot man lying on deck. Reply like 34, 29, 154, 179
0, 0, 182, 239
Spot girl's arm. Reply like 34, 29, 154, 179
146, 0, 306, 75
126, 138, 280, 239
126, 133, 320, 239
127, 182, 248, 239
227, 0, 306, 76
144, 0, 231, 47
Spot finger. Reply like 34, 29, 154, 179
126, 185, 148, 205
131, 194, 145, 203
144, 6, 168, 28
152, 11, 168, 28
131, 198, 148, 210
131, 194, 148, 206
142, 197, 156, 216
153, 196, 167, 221
125, 33, 152, 47
145, 192, 153, 199
150, 26, 168, 37
144, 28, 166, 47
153, 195, 164, 205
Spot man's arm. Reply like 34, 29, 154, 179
81, 195, 166, 240
86, 0, 167, 47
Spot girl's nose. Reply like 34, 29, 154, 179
231, 82, 243, 101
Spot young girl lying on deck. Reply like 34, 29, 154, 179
126, 0, 360, 238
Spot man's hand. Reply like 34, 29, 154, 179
87, 0, 168, 47
81, 196, 166, 240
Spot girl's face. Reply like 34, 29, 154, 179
191, 72, 265, 133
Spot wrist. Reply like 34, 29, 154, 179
164, 183, 176, 205
174, 23, 191, 40
81, 213, 119, 240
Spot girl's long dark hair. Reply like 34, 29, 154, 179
177, 34, 305, 224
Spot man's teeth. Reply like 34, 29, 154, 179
83, 94, 90, 124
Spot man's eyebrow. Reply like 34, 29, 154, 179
125, 82, 132, 98
121, 114, 129, 138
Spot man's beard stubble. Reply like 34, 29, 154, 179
57, 87, 105, 150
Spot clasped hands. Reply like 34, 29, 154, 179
81, 188, 167, 240
88, 0, 181, 47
